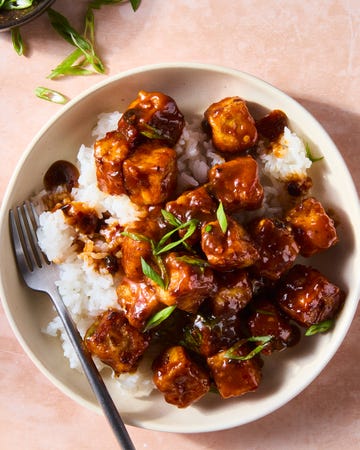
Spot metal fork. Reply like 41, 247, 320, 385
9, 201, 136, 450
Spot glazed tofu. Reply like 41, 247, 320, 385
152, 346, 210, 408
118, 90, 185, 148
285, 197, 338, 256
94, 130, 130, 195
247, 297, 301, 354
183, 313, 242, 357
165, 185, 217, 244
255, 109, 288, 142
203, 96, 258, 153
123, 141, 177, 205
117, 278, 161, 329
121, 218, 164, 281
154, 252, 216, 314
276, 264, 343, 327
249, 218, 299, 280
207, 343, 262, 399
201, 216, 259, 270
84, 309, 150, 375
211, 269, 253, 317
208, 157, 264, 212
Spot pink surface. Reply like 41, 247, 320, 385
0, 1, 359, 449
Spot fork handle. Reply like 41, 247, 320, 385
48, 286, 136, 450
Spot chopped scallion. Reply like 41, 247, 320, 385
305, 319, 334, 336
34, 87, 68, 104
216, 201, 228, 233
143, 305, 176, 332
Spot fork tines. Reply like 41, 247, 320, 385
10, 201, 49, 273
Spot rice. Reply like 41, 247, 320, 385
258, 126, 312, 181
174, 118, 225, 192
37, 111, 312, 398
36, 210, 76, 263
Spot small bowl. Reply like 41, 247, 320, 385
0, 0, 55, 31
1, 63, 359, 433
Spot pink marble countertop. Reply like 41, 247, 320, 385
1, 1, 359, 449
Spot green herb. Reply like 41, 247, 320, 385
255, 309, 276, 317
88, 0, 141, 12
216, 201, 228, 233
305, 319, 334, 336
120, 230, 152, 243
143, 305, 176, 332
34, 87, 68, 104
224, 335, 273, 361
161, 209, 182, 227
180, 326, 203, 352
155, 219, 198, 255
204, 224, 213, 233
175, 255, 209, 268
47, 49, 94, 79
141, 257, 166, 289
46, 1, 140, 80
11, 27, 24, 55
305, 142, 324, 163
140, 123, 165, 140
47, 9, 105, 75
84, 7, 95, 45
209, 385, 220, 394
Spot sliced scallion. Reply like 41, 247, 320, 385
34, 87, 68, 104
143, 305, 176, 332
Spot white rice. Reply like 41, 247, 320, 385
174, 118, 225, 192
259, 126, 312, 181
38, 111, 312, 398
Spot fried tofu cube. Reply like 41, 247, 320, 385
183, 313, 242, 357
211, 270, 253, 316
165, 185, 217, 244
285, 197, 338, 257
94, 130, 130, 195
201, 216, 259, 270
249, 218, 299, 280
121, 218, 164, 281
207, 344, 262, 399
84, 309, 150, 375
208, 157, 264, 212
123, 141, 177, 205
203, 97, 258, 153
247, 297, 301, 354
255, 109, 288, 142
154, 252, 216, 314
118, 90, 185, 148
117, 278, 162, 329
276, 264, 344, 327
152, 346, 210, 408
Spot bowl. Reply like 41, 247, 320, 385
1, 63, 359, 433
0, 0, 55, 31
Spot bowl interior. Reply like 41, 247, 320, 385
1, 63, 359, 433
0, 0, 55, 31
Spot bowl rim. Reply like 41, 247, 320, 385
1, 62, 360, 433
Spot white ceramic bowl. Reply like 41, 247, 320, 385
1, 63, 359, 433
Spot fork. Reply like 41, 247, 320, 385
9, 201, 136, 450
